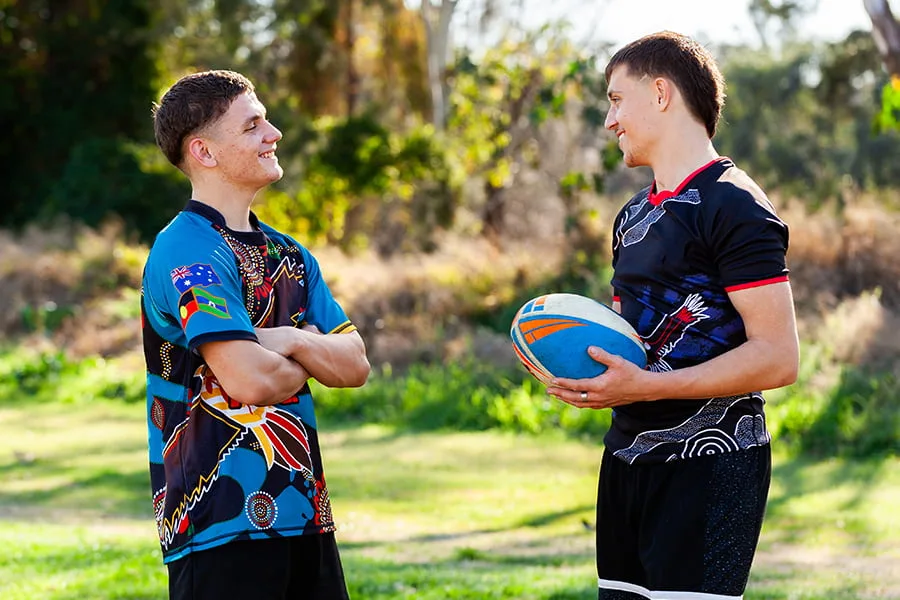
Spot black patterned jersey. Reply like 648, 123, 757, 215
607, 158, 789, 465
141, 201, 356, 563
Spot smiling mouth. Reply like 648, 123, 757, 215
260, 150, 276, 159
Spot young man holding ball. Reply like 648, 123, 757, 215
548, 32, 799, 599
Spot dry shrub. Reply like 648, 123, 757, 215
0, 221, 146, 355
814, 290, 900, 374
782, 197, 900, 317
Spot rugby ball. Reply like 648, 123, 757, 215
510, 293, 647, 384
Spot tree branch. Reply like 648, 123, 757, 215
865, 0, 900, 76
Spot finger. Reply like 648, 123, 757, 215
547, 388, 582, 407
587, 345, 617, 365
548, 372, 597, 390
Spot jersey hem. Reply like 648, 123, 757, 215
188, 329, 258, 351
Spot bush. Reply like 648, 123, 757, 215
766, 341, 899, 458
44, 137, 189, 243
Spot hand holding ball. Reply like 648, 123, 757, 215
510, 293, 647, 385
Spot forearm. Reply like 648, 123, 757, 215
277, 328, 370, 388
642, 336, 798, 401
248, 351, 311, 406
199, 339, 310, 406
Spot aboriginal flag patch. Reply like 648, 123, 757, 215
178, 288, 228, 327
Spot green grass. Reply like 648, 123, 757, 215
1, 398, 899, 599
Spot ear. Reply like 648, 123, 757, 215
186, 137, 218, 168
654, 77, 674, 111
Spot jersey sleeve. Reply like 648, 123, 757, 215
298, 246, 355, 335
704, 189, 790, 292
144, 233, 256, 349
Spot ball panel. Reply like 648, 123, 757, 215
510, 323, 553, 381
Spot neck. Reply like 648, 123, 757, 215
649, 128, 719, 193
190, 179, 258, 232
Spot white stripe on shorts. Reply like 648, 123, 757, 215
598, 578, 743, 600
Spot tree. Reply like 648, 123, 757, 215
0, 0, 170, 232
748, 0, 815, 48
420, 0, 458, 129
863, 0, 900, 129
865, 0, 900, 76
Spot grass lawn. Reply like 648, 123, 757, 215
0, 398, 898, 599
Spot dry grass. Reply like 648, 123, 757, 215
0, 220, 145, 358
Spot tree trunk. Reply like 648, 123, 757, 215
345, 0, 359, 116
420, 0, 457, 130
865, 0, 900, 76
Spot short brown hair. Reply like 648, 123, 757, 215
605, 31, 725, 138
152, 70, 255, 169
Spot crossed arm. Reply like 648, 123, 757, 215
199, 326, 370, 407
546, 281, 800, 408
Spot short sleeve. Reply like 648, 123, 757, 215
296, 245, 354, 334
704, 189, 789, 292
144, 232, 256, 349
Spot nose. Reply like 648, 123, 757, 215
604, 107, 617, 132
265, 121, 282, 143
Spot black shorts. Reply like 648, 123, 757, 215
167, 533, 350, 600
596, 445, 771, 599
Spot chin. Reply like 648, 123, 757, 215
622, 152, 647, 169
267, 166, 284, 183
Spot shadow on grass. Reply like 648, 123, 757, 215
765, 453, 891, 547
344, 554, 596, 600
1, 541, 165, 600
0, 467, 151, 519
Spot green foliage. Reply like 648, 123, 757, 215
0, 0, 163, 229
801, 368, 899, 457
44, 137, 189, 242
0, 350, 144, 405
256, 114, 455, 251
446, 28, 615, 238
766, 341, 900, 459
717, 34, 900, 202
875, 76, 900, 132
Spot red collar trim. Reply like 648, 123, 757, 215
648, 157, 729, 206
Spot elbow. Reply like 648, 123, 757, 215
765, 350, 799, 390
779, 360, 799, 387
347, 357, 371, 388
220, 378, 286, 407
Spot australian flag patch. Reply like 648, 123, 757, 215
170, 264, 222, 294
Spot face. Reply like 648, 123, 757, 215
605, 66, 660, 168
204, 92, 283, 190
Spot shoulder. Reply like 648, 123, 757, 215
149, 212, 225, 257
615, 186, 652, 220
144, 212, 234, 286
707, 162, 780, 218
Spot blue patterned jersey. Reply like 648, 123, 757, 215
141, 200, 356, 563
607, 158, 789, 465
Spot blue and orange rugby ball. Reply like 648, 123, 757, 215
510, 293, 647, 385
